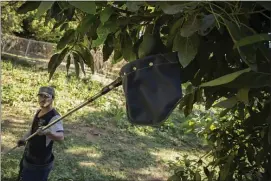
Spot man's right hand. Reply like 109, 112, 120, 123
17, 139, 26, 147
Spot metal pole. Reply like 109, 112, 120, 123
24, 40, 31, 57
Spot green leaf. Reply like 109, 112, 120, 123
223, 19, 252, 43
79, 57, 86, 76
185, 83, 194, 95
92, 21, 118, 47
17, 1, 41, 14
237, 88, 249, 105
214, 97, 238, 109
48, 54, 59, 74
223, 71, 271, 88
179, 93, 190, 111
76, 45, 94, 73
59, 47, 70, 62
84, 49, 94, 73
223, 19, 257, 70
57, 29, 76, 50
173, 33, 200, 68
121, 31, 136, 62
52, 18, 66, 31
219, 108, 231, 117
69, 1, 96, 14
180, 15, 201, 37
138, 34, 156, 58
73, 53, 80, 78
200, 68, 251, 87
50, 2, 62, 19
233, 34, 271, 49
159, 2, 183, 15
219, 152, 234, 181
44, 10, 52, 26
48, 48, 69, 80
133, 36, 143, 55
36, 1, 54, 17
183, 84, 195, 117
126, 2, 144, 12
83, 35, 90, 48
144, 24, 154, 35
167, 18, 184, 48
198, 14, 216, 36
170, 19, 184, 35
77, 15, 96, 34
66, 55, 71, 75
183, 99, 194, 116
100, 7, 114, 24
103, 35, 114, 62
195, 88, 204, 103
64, 6, 75, 21
113, 34, 122, 50
113, 50, 122, 64
159, 2, 197, 15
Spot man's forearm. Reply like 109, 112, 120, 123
47, 132, 64, 141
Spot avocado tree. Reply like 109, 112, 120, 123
1, 1, 71, 43
16, 1, 271, 180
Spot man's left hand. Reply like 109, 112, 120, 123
37, 127, 52, 136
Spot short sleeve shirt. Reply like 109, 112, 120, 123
46, 114, 64, 146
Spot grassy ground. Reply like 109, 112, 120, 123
1, 59, 206, 181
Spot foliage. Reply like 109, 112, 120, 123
15, 1, 271, 180
1, 2, 77, 43
1, 2, 27, 34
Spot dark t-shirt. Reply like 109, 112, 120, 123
24, 108, 63, 165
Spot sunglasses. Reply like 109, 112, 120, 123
38, 94, 51, 99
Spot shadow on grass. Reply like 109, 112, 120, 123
78, 109, 205, 150
53, 136, 167, 181
47, 108, 207, 181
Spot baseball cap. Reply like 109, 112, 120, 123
37, 86, 55, 98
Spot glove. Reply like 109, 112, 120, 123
37, 127, 52, 136
17, 139, 26, 147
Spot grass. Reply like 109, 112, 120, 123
1, 59, 207, 181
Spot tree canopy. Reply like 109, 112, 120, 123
13, 1, 271, 180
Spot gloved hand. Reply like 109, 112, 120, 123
17, 139, 26, 147
37, 127, 52, 136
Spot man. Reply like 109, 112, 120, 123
17, 86, 64, 181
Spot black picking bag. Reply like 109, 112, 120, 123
119, 52, 183, 125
